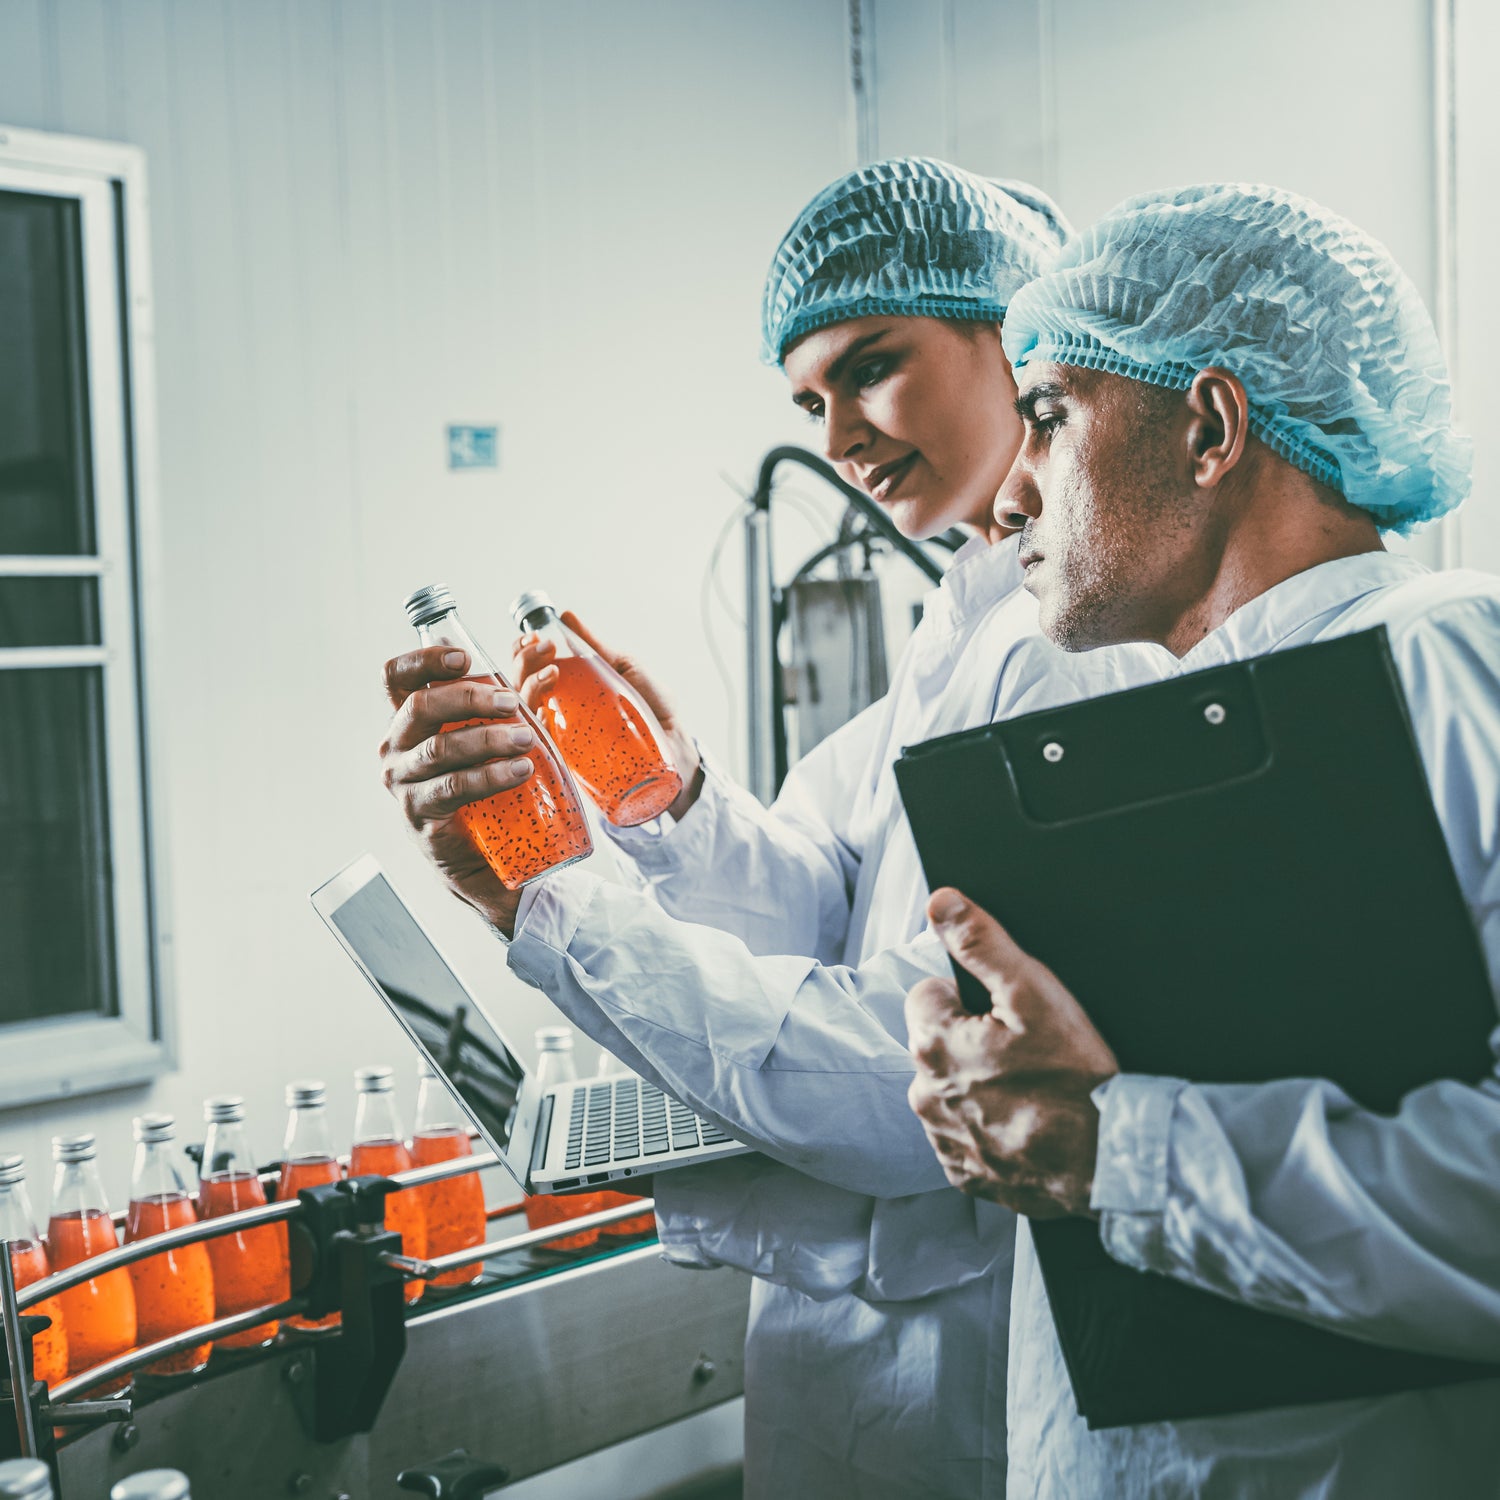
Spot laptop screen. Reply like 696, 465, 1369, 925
323, 869, 526, 1154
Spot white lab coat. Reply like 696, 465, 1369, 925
1007, 552, 1500, 1500
507, 537, 1167, 1498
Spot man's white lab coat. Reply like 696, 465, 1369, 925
506, 536, 1166, 1498
1005, 552, 1500, 1499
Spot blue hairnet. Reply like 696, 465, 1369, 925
1001, 184, 1470, 532
761, 157, 1074, 366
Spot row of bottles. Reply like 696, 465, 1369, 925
401, 585, 683, 888
0, 1458, 189, 1499
0, 1061, 487, 1392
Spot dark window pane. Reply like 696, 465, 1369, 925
0, 190, 94, 556
0, 577, 100, 646
0, 667, 116, 1025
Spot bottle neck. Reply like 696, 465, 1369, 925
416, 608, 514, 690
283, 1104, 334, 1163
200, 1121, 257, 1180
533, 1047, 578, 1089
50, 1158, 109, 1219
520, 605, 586, 662
131, 1138, 188, 1202
0, 1180, 41, 1243
353, 1090, 404, 1146
414, 1075, 465, 1135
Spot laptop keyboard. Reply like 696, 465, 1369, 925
564, 1077, 735, 1172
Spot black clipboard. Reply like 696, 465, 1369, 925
893, 628, 1500, 1427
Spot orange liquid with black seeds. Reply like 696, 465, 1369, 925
409, 1131, 487, 1288
595, 1190, 656, 1238
198, 1172, 289, 1350
125, 1194, 216, 1375
538, 658, 682, 826
46, 1210, 136, 1391
348, 1140, 427, 1304
9, 1239, 68, 1385
524, 1189, 607, 1251
277, 1158, 343, 1330
442, 679, 593, 888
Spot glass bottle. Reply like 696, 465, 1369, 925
590, 1055, 657, 1239
0, 1458, 53, 1499
524, 1028, 604, 1251
403, 584, 593, 887
196, 1096, 288, 1351
409, 1059, 487, 1289
0, 1155, 67, 1387
349, 1066, 428, 1305
46, 1133, 136, 1393
110, 1472, 191, 1500
511, 591, 682, 826
278, 1081, 342, 1331
123, 1116, 215, 1377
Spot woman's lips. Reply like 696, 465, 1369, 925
868, 453, 918, 504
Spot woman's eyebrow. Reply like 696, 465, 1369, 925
790, 329, 894, 406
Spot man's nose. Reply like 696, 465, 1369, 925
995, 459, 1040, 532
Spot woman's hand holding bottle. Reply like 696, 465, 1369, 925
379, 650, 536, 935
514, 611, 703, 822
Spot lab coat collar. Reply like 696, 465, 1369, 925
922, 533, 1024, 635
1175, 550, 1429, 671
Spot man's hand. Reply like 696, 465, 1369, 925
905, 888, 1120, 1218
514, 611, 703, 821
380, 647, 530, 936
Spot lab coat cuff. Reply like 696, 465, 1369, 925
507, 866, 603, 966
599, 740, 724, 871
1091, 1073, 1186, 1272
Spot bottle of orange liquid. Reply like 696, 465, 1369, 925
197, 1096, 288, 1351
46, 1133, 136, 1393
524, 1028, 605, 1251
409, 1060, 487, 1289
510, 592, 683, 826
0, 1154, 68, 1387
349, 1066, 427, 1306
124, 1115, 215, 1377
402, 584, 593, 887
278, 1081, 342, 1331
590, 1057, 657, 1239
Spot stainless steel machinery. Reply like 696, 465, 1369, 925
1, 1155, 750, 1497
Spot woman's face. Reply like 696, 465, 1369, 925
782, 314, 1024, 540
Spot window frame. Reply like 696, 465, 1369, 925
0, 125, 175, 1108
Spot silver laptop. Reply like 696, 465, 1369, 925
310, 854, 750, 1195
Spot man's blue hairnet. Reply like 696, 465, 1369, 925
761, 157, 1074, 366
1001, 183, 1470, 533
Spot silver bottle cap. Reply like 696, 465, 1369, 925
133, 1114, 175, 1144
110, 1472, 191, 1500
509, 589, 557, 628
417, 1056, 440, 1080
0, 1155, 24, 1187
535, 1026, 574, 1052
203, 1095, 245, 1124
286, 1080, 327, 1108
402, 583, 458, 628
51, 1133, 96, 1164
0, 1457, 55, 1499
354, 1065, 395, 1093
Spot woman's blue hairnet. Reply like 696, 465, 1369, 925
1001, 183, 1470, 533
761, 157, 1074, 366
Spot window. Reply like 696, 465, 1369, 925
0, 127, 171, 1106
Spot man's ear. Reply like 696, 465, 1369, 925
1185, 367, 1250, 487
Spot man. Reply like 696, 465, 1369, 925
904, 183, 1500, 1498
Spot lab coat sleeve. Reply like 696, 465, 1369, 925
505, 865, 954, 1200
599, 702, 892, 962
1091, 602, 1500, 1363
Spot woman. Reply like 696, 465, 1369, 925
382, 159, 1160, 1498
